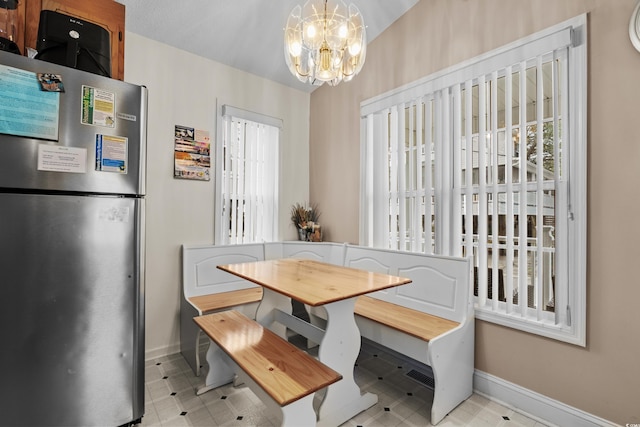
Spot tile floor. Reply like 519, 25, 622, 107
141, 339, 551, 427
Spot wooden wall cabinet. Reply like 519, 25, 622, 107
16, 0, 125, 80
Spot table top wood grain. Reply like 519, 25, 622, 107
217, 258, 412, 306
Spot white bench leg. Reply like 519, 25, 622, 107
235, 369, 317, 427
280, 395, 317, 427
196, 338, 235, 395
429, 319, 474, 424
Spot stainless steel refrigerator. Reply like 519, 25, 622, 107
0, 51, 146, 426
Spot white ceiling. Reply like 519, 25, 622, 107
115, 0, 419, 93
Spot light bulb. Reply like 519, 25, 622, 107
290, 41, 302, 56
349, 41, 361, 55
306, 24, 316, 39
339, 24, 348, 38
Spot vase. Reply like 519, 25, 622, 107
297, 228, 308, 241
309, 226, 322, 242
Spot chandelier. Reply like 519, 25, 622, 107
284, 0, 366, 86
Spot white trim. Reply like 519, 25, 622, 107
221, 104, 283, 129
359, 116, 368, 245
145, 343, 181, 362
566, 19, 588, 346
215, 105, 281, 245
473, 370, 618, 427
474, 310, 581, 345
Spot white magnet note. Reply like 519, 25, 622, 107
37, 145, 87, 173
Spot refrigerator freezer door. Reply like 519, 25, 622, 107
0, 193, 145, 426
0, 50, 146, 196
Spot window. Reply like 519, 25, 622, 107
360, 15, 586, 345
215, 105, 281, 245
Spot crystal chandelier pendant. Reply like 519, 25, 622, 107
284, 0, 366, 86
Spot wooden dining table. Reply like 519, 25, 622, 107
218, 258, 412, 427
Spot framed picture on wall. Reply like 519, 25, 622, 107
174, 125, 211, 181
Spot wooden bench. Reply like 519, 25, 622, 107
194, 310, 342, 427
341, 245, 472, 425
354, 296, 460, 342
188, 288, 263, 376
188, 287, 263, 314
181, 243, 265, 376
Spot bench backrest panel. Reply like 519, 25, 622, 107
183, 242, 470, 323
183, 244, 264, 298
264, 241, 345, 265
344, 245, 471, 323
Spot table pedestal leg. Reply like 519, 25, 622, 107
317, 298, 377, 427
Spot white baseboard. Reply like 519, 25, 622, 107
145, 343, 180, 362
474, 370, 618, 427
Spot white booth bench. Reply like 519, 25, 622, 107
181, 241, 472, 425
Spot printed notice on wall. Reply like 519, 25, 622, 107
81, 86, 115, 128
96, 134, 128, 173
0, 64, 60, 140
37, 145, 87, 173
174, 124, 211, 181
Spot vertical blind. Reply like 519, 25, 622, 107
360, 15, 586, 345
457, 54, 568, 323
217, 106, 281, 245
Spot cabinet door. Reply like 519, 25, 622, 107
12, 0, 26, 54
24, 0, 125, 80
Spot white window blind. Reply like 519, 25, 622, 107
216, 105, 281, 245
360, 15, 586, 345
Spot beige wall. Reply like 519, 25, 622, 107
310, 0, 640, 424
123, 33, 311, 359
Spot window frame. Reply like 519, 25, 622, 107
215, 104, 282, 245
359, 15, 587, 346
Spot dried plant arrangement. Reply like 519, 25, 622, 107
290, 202, 322, 241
